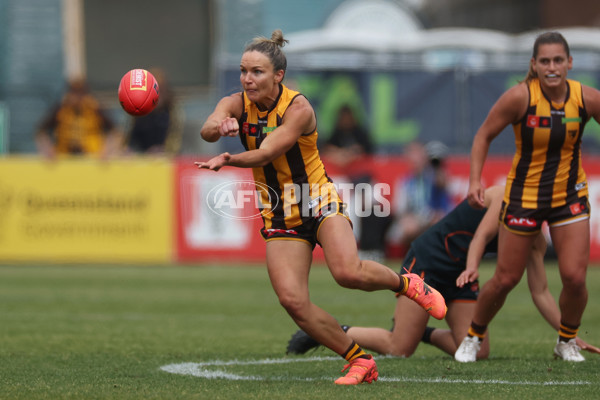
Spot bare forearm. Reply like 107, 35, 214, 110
227, 149, 274, 168
532, 292, 560, 330
200, 119, 221, 142
529, 266, 561, 330
201, 94, 242, 142
465, 237, 486, 275
526, 236, 558, 329
469, 135, 490, 184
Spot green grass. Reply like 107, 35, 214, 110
0, 261, 599, 399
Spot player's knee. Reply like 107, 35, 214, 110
331, 263, 366, 289
495, 272, 521, 291
277, 294, 309, 320
328, 257, 363, 288
389, 342, 416, 358
331, 269, 361, 289
561, 273, 587, 293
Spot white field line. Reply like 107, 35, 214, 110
160, 356, 592, 385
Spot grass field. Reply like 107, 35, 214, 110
1, 261, 599, 400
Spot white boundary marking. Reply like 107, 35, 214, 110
160, 355, 592, 385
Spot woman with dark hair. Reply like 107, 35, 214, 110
456, 31, 600, 362
287, 186, 600, 359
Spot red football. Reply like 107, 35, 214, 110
118, 69, 160, 116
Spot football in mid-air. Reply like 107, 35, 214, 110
118, 69, 159, 116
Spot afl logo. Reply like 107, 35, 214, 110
206, 180, 279, 220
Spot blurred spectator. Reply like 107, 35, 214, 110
125, 68, 182, 156
321, 105, 389, 262
387, 140, 452, 252
35, 77, 122, 158
320, 104, 373, 168
425, 140, 451, 205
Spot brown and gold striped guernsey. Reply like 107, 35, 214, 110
506, 78, 589, 208
239, 84, 334, 230
53, 96, 107, 154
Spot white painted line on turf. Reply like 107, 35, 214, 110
160, 356, 592, 385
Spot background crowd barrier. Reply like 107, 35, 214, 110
0, 157, 173, 263
2, 155, 600, 263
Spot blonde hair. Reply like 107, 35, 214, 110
523, 31, 570, 83
244, 29, 289, 74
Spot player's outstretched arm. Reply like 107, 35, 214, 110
200, 94, 243, 142
457, 186, 504, 288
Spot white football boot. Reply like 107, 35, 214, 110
454, 336, 480, 362
554, 338, 585, 362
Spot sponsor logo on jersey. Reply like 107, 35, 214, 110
265, 228, 298, 237
526, 115, 552, 128
242, 123, 261, 137
570, 202, 586, 215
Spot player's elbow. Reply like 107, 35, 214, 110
200, 130, 219, 143
255, 157, 273, 167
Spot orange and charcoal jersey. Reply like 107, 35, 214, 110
506, 78, 589, 209
40, 95, 114, 155
238, 84, 339, 231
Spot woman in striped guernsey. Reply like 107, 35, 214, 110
195, 29, 446, 384
456, 31, 600, 362
286, 186, 600, 359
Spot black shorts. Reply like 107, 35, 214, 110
400, 248, 479, 303
500, 196, 590, 235
260, 200, 350, 249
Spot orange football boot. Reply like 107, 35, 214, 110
334, 355, 378, 385
403, 272, 447, 320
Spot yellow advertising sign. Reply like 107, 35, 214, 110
0, 157, 173, 263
